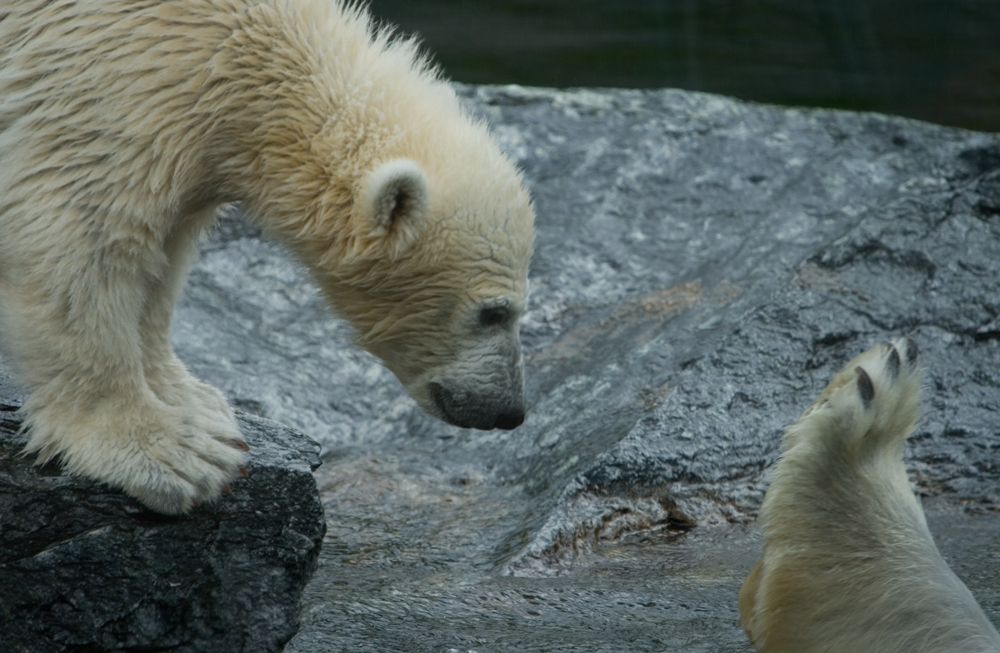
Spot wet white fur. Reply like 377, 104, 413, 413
740, 338, 1000, 652
0, 1, 534, 513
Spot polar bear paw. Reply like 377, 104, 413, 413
145, 356, 244, 445
792, 336, 922, 454
24, 392, 248, 514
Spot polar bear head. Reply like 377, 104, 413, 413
235, 10, 537, 431
308, 149, 535, 431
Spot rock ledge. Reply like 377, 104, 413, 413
0, 383, 325, 653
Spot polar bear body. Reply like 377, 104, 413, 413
0, 1, 535, 513
740, 339, 1000, 652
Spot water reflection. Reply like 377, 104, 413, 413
370, 0, 1000, 132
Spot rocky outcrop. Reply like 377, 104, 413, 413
164, 85, 1000, 651
0, 377, 325, 653
2, 84, 998, 652
487, 87, 1000, 574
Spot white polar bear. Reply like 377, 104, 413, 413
740, 337, 1000, 652
0, 1, 535, 514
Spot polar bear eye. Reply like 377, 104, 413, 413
478, 306, 510, 328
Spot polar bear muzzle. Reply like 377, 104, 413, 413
422, 312, 528, 431
428, 378, 525, 431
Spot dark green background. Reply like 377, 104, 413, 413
369, 0, 1000, 132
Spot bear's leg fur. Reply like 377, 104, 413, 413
138, 207, 244, 438
4, 207, 245, 515
740, 338, 1000, 652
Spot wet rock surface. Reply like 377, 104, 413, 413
4, 84, 999, 651
0, 374, 325, 653
168, 85, 1000, 651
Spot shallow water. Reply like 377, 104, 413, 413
287, 489, 999, 652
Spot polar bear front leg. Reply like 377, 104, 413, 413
6, 225, 246, 514
739, 338, 1000, 652
740, 338, 923, 649
25, 387, 247, 514
138, 211, 247, 448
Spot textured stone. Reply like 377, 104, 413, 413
0, 386, 325, 653
5, 83, 1000, 651
167, 85, 1000, 651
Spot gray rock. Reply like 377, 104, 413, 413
167, 85, 1000, 651
168, 84, 1000, 651
0, 391, 325, 652
481, 86, 1000, 571
4, 83, 1000, 651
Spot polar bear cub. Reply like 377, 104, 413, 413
0, 1, 535, 514
740, 338, 1000, 652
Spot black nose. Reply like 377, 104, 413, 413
429, 382, 526, 431
493, 409, 524, 430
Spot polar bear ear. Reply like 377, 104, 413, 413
358, 159, 429, 250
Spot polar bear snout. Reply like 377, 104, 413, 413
428, 380, 525, 431
419, 322, 528, 431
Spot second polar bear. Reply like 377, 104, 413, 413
740, 338, 1000, 652
0, 1, 535, 513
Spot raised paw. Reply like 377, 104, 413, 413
845, 337, 921, 437
743, 336, 1000, 651
24, 392, 248, 514
789, 337, 922, 454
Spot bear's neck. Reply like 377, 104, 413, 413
203, 1, 427, 245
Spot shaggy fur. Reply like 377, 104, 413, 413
0, 1, 535, 514
740, 338, 1000, 652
